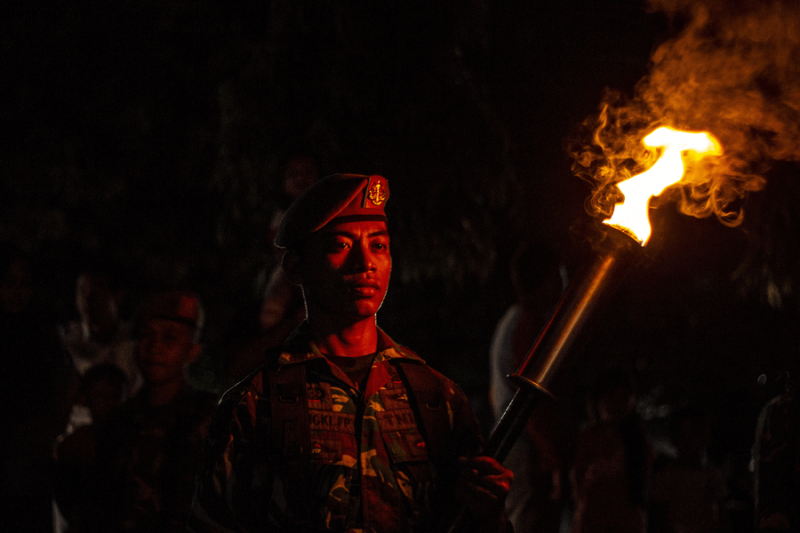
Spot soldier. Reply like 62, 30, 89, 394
188, 174, 513, 532
57, 290, 217, 532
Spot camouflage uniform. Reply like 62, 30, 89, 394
188, 323, 497, 533
87, 386, 218, 532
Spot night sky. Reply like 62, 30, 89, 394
3, 0, 800, 495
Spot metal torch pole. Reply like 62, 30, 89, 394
447, 225, 642, 533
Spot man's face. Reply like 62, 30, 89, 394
283, 156, 320, 200
297, 220, 391, 323
135, 319, 199, 386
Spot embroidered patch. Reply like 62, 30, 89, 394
376, 408, 418, 431
309, 411, 357, 433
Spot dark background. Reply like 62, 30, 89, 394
3, 0, 799, 489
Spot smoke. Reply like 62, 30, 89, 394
571, 0, 800, 225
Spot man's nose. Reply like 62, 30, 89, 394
350, 241, 375, 272
141, 336, 162, 353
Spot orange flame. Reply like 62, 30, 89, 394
604, 127, 723, 245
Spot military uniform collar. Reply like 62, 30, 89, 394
274, 320, 423, 367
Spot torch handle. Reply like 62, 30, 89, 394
485, 380, 552, 461
445, 226, 642, 533
444, 380, 552, 533
515, 235, 637, 387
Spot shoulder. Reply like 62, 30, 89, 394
207, 367, 269, 437
389, 348, 467, 400
218, 366, 267, 409
389, 352, 478, 432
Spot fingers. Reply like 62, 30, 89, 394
459, 455, 509, 476
459, 456, 513, 487
457, 455, 513, 503
452, 456, 513, 530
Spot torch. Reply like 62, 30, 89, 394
446, 127, 722, 532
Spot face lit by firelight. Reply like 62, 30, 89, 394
290, 219, 392, 324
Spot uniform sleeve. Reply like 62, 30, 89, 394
440, 375, 514, 533
446, 381, 485, 457
186, 385, 274, 532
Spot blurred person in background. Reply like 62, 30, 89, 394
225, 147, 322, 381
57, 290, 217, 532
753, 381, 799, 532
570, 367, 653, 533
60, 264, 142, 427
53, 363, 130, 531
650, 406, 729, 533
265, 147, 324, 246
489, 241, 569, 533
0, 244, 72, 532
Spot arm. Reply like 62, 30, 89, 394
446, 378, 514, 533
455, 455, 514, 533
187, 385, 273, 532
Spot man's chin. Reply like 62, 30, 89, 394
308, 295, 385, 324
329, 302, 382, 324
350, 297, 386, 317
343, 308, 380, 322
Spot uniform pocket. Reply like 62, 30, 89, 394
308, 438, 343, 463
381, 429, 429, 463
381, 429, 434, 502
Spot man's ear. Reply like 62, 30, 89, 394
281, 250, 303, 285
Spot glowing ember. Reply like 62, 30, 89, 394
604, 127, 722, 245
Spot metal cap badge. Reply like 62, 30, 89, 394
274, 174, 390, 249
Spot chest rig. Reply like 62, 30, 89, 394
262, 355, 452, 464
256, 350, 461, 532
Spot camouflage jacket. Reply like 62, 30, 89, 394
58, 386, 218, 533
188, 324, 506, 533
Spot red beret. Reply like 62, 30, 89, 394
274, 174, 389, 249
137, 290, 204, 332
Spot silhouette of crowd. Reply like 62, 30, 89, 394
0, 149, 323, 533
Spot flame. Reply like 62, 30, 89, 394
604, 127, 723, 245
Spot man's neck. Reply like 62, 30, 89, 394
308, 314, 378, 357
141, 379, 185, 407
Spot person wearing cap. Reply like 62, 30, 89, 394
57, 290, 218, 532
188, 174, 513, 533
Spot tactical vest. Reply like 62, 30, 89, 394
264, 357, 452, 460
257, 354, 455, 531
